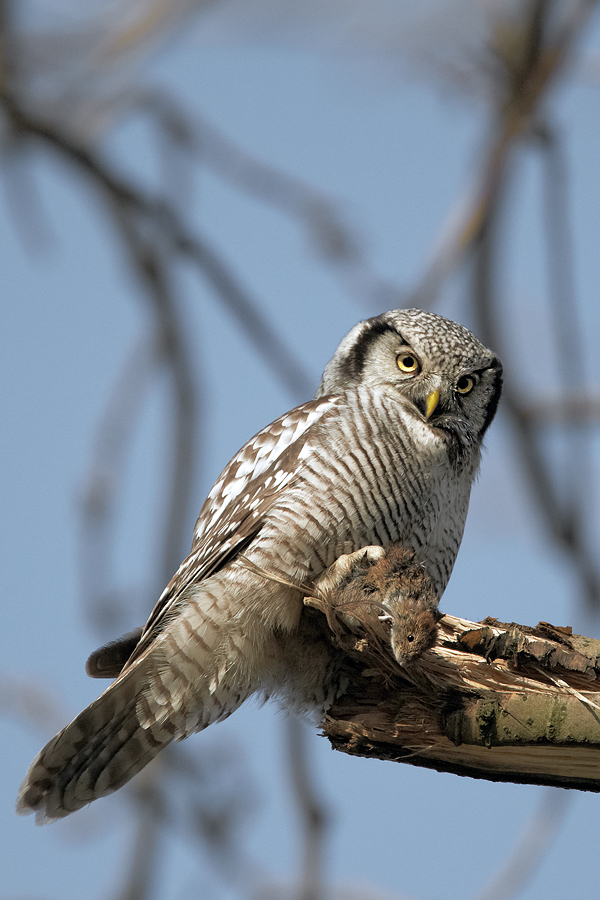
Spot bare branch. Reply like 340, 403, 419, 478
0, 673, 66, 737
176, 230, 313, 400
112, 206, 198, 581
133, 89, 399, 310
0, 88, 315, 403
286, 717, 329, 900
518, 394, 600, 425
114, 764, 165, 900
79, 335, 158, 632
413, 0, 599, 306
472, 164, 600, 608
472, 788, 569, 900
537, 119, 591, 542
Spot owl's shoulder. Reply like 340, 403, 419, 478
193, 394, 341, 546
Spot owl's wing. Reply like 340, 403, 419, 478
123, 394, 339, 667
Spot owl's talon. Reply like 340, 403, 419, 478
313, 545, 386, 597
360, 546, 386, 565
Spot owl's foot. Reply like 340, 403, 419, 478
313, 545, 386, 599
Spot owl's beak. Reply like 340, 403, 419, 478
424, 389, 440, 420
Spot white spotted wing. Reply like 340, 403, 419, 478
126, 395, 338, 661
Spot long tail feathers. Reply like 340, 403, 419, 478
16, 665, 174, 824
17, 583, 264, 823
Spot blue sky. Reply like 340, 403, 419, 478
3, 5, 600, 898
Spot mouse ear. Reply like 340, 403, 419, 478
85, 627, 144, 678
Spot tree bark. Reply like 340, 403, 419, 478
316, 606, 600, 791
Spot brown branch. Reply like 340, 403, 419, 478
301, 548, 600, 791
112, 207, 198, 582
129, 89, 398, 310
322, 609, 600, 791
0, 673, 66, 737
175, 230, 313, 400
114, 763, 165, 900
79, 335, 158, 633
518, 394, 600, 425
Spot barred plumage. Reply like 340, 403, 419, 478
17, 308, 502, 822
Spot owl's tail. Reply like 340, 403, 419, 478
16, 572, 281, 823
17, 609, 256, 823
15, 658, 178, 823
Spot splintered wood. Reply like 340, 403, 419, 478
315, 602, 600, 791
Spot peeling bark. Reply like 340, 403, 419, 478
316, 606, 600, 791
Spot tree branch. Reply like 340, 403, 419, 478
321, 608, 600, 791
307, 552, 600, 791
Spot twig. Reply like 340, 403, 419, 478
114, 766, 165, 900
175, 230, 313, 401
113, 209, 198, 582
79, 334, 158, 633
0, 89, 314, 402
0, 674, 65, 737
537, 119, 591, 544
518, 394, 600, 425
412, 0, 598, 307
472, 789, 569, 900
286, 717, 329, 900
472, 162, 600, 608
134, 89, 398, 309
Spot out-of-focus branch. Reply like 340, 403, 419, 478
0, 138, 55, 249
519, 394, 600, 425
473, 165, 600, 608
115, 765, 165, 900
79, 335, 157, 633
0, 0, 9, 95
175, 231, 313, 401
413, 0, 598, 306
135, 90, 399, 309
537, 119, 591, 537
472, 788, 569, 900
0, 674, 66, 737
286, 717, 329, 900
161, 742, 260, 890
0, 88, 314, 402
111, 206, 197, 582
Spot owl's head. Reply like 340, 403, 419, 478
316, 308, 502, 447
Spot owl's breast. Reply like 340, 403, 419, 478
250, 386, 476, 597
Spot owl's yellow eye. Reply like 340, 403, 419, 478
397, 352, 420, 374
456, 374, 475, 394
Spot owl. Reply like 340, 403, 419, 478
17, 308, 502, 822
